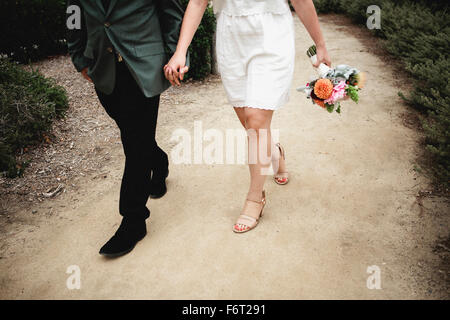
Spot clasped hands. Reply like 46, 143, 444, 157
164, 51, 189, 86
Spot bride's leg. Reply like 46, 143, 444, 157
234, 107, 286, 190
244, 107, 273, 203
232, 107, 273, 232
233, 107, 247, 128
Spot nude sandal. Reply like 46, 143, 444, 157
233, 191, 266, 233
274, 143, 289, 185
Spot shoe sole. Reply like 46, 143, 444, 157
100, 246, 135, 258
99, 232, 146, 258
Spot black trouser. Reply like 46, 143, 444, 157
95, 60, 168, 221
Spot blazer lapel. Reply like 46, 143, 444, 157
105, 0, 119, 18
95, 0, 106, 15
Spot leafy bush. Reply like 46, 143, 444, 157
180, 0, 216, 80
312, 0, 450, 187
0, 58, 68, 177
0, 0, 67, 63
312, 0, 343, 13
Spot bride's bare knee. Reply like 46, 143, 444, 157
244, 108, 273, 130
246, 118, 265, 132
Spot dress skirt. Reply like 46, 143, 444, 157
216, 11, 295, 110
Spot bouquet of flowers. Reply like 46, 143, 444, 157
297, 45, 366, 113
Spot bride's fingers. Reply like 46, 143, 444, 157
322, 56, 331, 67
315, 57, 331, 68
164, 64, 184, 86
313, 56, 323, 67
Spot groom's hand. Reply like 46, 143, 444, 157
81, 68, 93, 83
164, 51, 189, 87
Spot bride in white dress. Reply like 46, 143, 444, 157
165, 0, 331, 233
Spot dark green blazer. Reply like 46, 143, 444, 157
67, 0, 187, 97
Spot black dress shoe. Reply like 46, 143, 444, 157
99, 217, 147, 258
149, 169, 169, 199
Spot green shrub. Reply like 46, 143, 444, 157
180, 0, 216, 80
312, 0, 450, 186
0, 58, 69, 177
312, 0, 343, 13
0, 0, 67, 63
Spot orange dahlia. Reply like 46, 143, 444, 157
314, 79, 333, 100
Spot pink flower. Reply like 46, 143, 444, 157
325, 81, 347, 104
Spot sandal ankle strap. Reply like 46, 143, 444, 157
246, 190, 266, 204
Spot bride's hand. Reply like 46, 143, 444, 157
164, 51, 189, 86
314, 44, 331, 67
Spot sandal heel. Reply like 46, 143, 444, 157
274, 143, 289, 185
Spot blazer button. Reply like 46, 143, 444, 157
104, 22, 111, 28
107, 47, 113, 53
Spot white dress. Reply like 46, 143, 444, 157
214, 0, 295, 110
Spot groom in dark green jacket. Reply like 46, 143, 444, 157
67, 0, 188, 257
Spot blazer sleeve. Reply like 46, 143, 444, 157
66, 0, 92, 72
155, 0, 190, 66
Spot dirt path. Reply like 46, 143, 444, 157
0, 15, 448, 299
